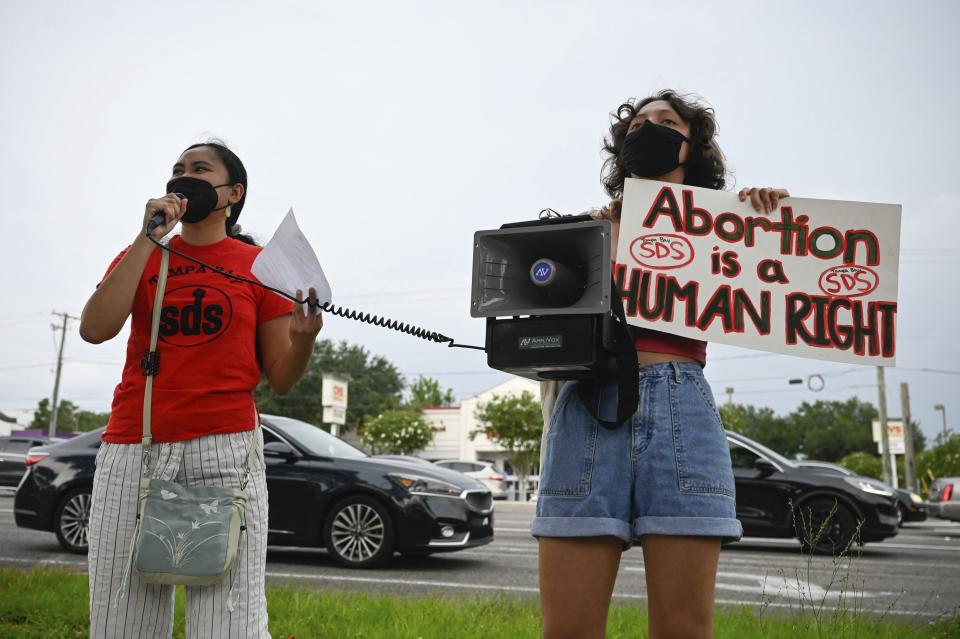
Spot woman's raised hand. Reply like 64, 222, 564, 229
738, 187, 790, 215
142, 194, 188, 240
291, 287, 324, 344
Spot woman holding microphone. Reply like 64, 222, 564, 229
80, 141, 322, 638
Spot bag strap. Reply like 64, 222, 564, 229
239, 409, 260, 491
575, 276, 639, 429
141, 248, 170, 461
139, 247, 260, 485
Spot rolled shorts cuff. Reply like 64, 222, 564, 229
633, 515, 743, 543
531, 516, 633, 545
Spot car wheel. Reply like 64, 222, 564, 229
323, 495, 395, 568
897, 504, 906, 527
54, 487, 92, 554
794, 497, 859, 555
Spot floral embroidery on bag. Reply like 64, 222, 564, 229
143, 516, 226, 568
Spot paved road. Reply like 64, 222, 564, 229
2, 493, 958, 621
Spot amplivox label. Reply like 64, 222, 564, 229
518, 335, 563, 350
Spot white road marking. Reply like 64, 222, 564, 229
621, 565, 897, 599
500, 527, 960, 552
264, 570, 941, 618
734, 538, 960, 551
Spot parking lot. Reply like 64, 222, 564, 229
1, 492, 958, 622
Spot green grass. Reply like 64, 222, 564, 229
0, 567, 956, 638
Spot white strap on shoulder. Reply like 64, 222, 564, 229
142, 248, 170, 450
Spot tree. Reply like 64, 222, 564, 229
31, 398, 78, 432
30, 399, 109, 433
407, 376, 455, 409
917, 434, 960, 487
361, 409, 434, 455
719, 403, 799, 457
472, 391, 542, 501
255, 339, 405, 433
838, 451, 883, 480
787, 398, 878, 461
75, 409, 110, 432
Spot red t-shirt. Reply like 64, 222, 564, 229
101, 235, 293, 444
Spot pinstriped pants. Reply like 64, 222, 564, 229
88, 430, 271, 638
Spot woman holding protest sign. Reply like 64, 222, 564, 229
80, 140, 322, 638
533, 90, 788, 638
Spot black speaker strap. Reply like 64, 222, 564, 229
576, 278, 639, 429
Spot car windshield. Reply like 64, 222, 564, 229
265, 416, 367, 460
731, 434, 796, 468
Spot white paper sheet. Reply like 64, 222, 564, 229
251, 209, 332, 308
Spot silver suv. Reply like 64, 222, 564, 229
434, 460, 508, 499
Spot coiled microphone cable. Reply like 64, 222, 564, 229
144, 231, 485, 351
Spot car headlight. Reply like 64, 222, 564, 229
843, 477, 895, 497
390, 473, 462, 497
909, 492, 924, 504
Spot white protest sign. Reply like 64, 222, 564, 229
616, 179, 901, 365
252, 209, 332, 307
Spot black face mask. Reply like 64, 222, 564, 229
165, 176, 232, 224
621, 120, 690, 178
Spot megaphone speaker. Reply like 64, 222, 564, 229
470, 217, 612, 318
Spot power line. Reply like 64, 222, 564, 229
0, 363, 56, 371
895, 367, 960, 376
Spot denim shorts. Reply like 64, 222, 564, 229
531, 361, 742, 548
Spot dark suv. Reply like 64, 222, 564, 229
728, 431, 900, 554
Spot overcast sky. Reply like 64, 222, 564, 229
1, 0, 957, 445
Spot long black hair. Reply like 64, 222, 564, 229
182, 140, 257, 246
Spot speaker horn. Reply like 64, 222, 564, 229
470, 218, 612, 318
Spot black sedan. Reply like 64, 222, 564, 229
794, 460, 928, 525
729, 431, 900, 554
14, 415, 495, 568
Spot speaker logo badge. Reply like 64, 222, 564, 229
519, 335, 563, 350
532, 261, 553, 284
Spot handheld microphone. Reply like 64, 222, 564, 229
145, 193, 185, 235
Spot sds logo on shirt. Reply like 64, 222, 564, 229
159, 286, 234, 346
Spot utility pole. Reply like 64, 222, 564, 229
934, 404, 948, 442
49, 312, 78, 438
876, 366, 893, 486
900, 383, 917, 492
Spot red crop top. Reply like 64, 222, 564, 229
631, 327, 707, 367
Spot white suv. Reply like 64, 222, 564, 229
434, 460, 508, 499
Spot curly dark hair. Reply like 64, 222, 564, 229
601, 90, 727, 200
